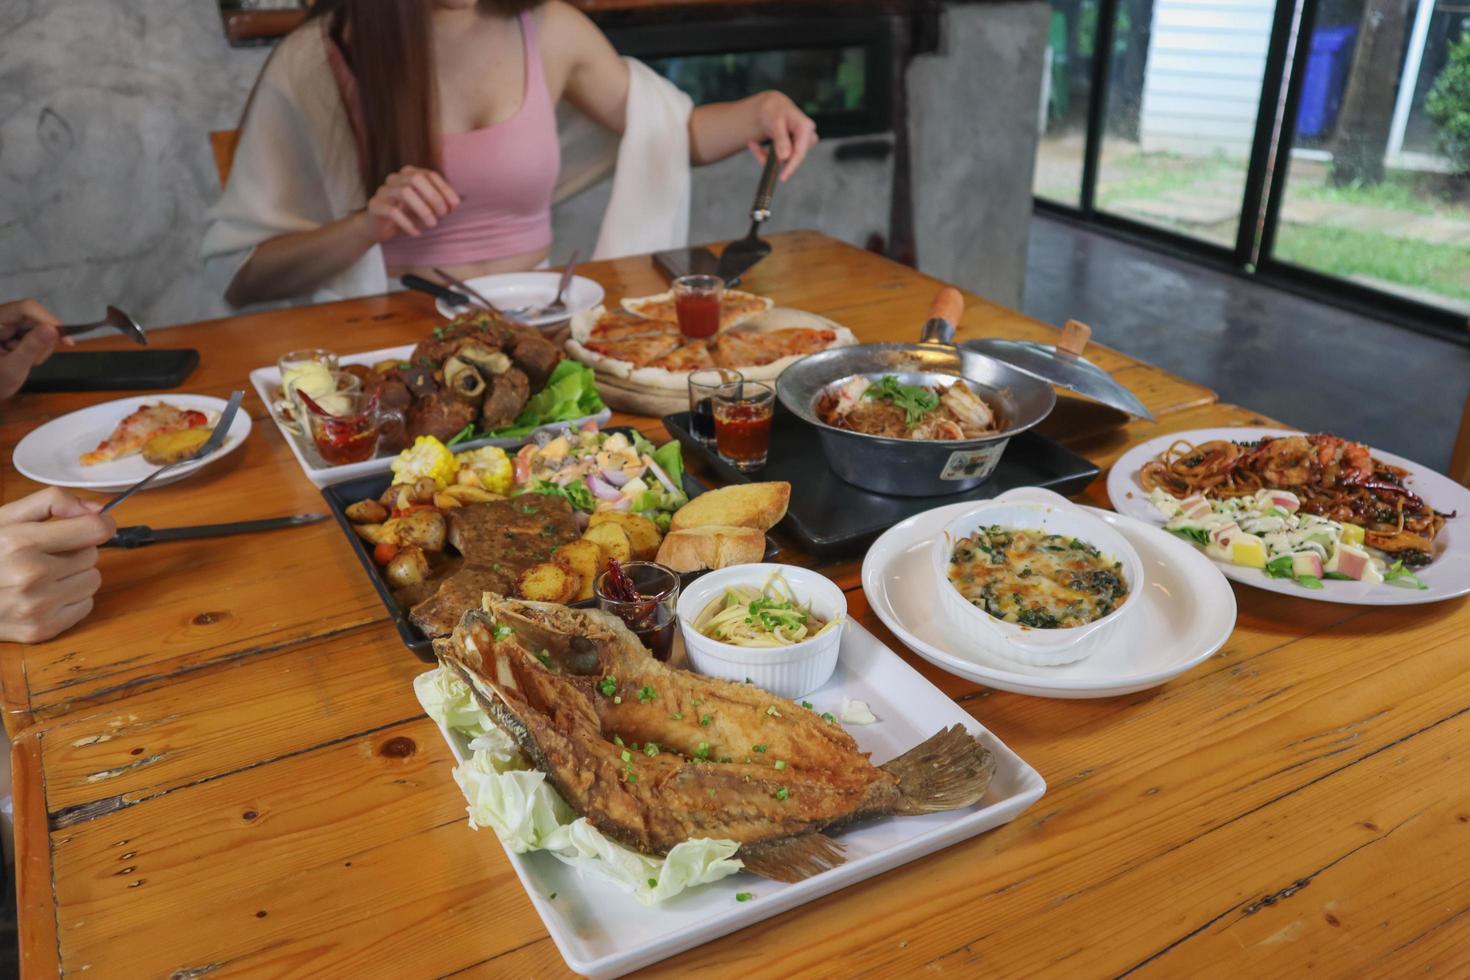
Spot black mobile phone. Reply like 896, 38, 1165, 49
21, 349, 200, 393
652, 246, 719, 282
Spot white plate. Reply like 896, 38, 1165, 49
1107, 427, 1470, 605
248, 344, 611, 488
861, 493, 1237, 698
433, 272, 605, 327
12, 395, 252, 493
427, 619, 1045, 979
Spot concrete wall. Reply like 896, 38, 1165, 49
0, 1, 1046, 327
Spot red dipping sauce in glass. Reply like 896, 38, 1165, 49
714, 401, 773, 463
675, 291, 721, 338
310, 412, 379, 465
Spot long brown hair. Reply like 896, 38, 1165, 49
308, 0, 543, 197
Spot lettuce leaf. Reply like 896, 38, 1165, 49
481, 360, 605, 439
527, 477, 596, 514
413, 668, 743, 904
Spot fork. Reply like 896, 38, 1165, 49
430, 267, 534, 321
100, 390, 244, 514
521, 251, 579, 320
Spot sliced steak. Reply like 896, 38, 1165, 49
409, 565, 517, 638
446, 494, 578, 562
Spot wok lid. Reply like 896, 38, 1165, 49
960, 321, 1154, 420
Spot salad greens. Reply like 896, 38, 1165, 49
865, 375, 940, 427
415, 669, 743, 905
448, 360, 605, 444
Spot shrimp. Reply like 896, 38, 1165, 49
939, 382, 996, 432
828, 376, 872, 418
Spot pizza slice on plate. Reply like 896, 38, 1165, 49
649, 341, 716, 372
751, 327, 839, 358
588, 309, 679, 342
713, 330, 784, 368
80, 402, 210, 466
584, 333, 683, 368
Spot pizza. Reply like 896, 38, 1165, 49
80, 402, 210, 466
583, 333, 682, 368
650, 341, 716, 372
622, 289, 773, 330
588, 308, 678, 343
567, 300, 858, 392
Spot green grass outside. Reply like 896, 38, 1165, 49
1287, 170, 1470, 220
1093, 154, 1244, 209
1274, 223, 1470, 302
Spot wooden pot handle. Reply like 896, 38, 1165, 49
928, 287, 965, 326
1060, 319, 1091, 355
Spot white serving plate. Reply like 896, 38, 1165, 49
426, 618, 1046, 979
248, 344, 611, 488
433, 271, 605, 327
1107, 427, 1470, 605
12, 394, 252, 493
862, 495, 1237, 699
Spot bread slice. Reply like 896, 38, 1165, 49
655, 525, 768, 573
670, 482, 791, 532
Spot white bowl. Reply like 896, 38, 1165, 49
929, 487, 1145, 666
677, 563, 847, 698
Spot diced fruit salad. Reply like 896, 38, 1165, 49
1149, 487, 1426, 590
388, 423, 688, 529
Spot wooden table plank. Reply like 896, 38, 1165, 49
28, 232, 1465, 979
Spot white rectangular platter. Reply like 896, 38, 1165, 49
427, 618, 1046, 978
249, 344, 611, 488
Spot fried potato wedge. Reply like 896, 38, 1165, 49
141, 427, 212, 466
553, 540, 602, 601
582, 522, 632, 568
588, 512, 662, 560
517, 562, 579, 604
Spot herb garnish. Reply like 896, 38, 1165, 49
866, 374, 940, 426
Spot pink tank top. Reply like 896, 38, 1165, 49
380, 12, 558, 268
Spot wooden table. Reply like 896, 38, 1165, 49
5, 232, 1464, 976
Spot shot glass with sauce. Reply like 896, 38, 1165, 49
672, 274, 723, 339
687, 368, 743, 445
300, 388, 399, 467
713, 380, 775, 472
594, 561, 681, 662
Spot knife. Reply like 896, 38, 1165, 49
401, 274, 471, 308
105, 513, 328, 549
715, 139, 781, 286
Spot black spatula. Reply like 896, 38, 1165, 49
715, 140, 781, 286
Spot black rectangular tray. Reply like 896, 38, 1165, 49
663, 407, 1101, 557
323, 434, 776, 661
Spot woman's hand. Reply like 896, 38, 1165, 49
365, 166, 462, 243
0, 487, 114, 644
0, 298, 67, 400
747, 92, 819, 182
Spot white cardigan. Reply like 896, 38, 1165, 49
201, 22, 693, 307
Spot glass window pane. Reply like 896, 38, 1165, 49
1095, 0, 1270, 247
1273, 3, 1470, 315
1035, 0, 1099, 206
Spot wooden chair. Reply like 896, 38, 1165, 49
1453, 389, 1470, 487
209, 130, 240, 187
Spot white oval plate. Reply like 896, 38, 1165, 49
13, 395, 252, 492
434, 272, 604, 327
1107, 427, 1470, 606
861, 497, 1236, 698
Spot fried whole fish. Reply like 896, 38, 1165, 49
435, 596, 996, 882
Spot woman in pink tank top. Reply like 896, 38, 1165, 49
223, 0, 820, 307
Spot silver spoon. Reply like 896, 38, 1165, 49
61, 306, 148, 346
100, 390, 244, 513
